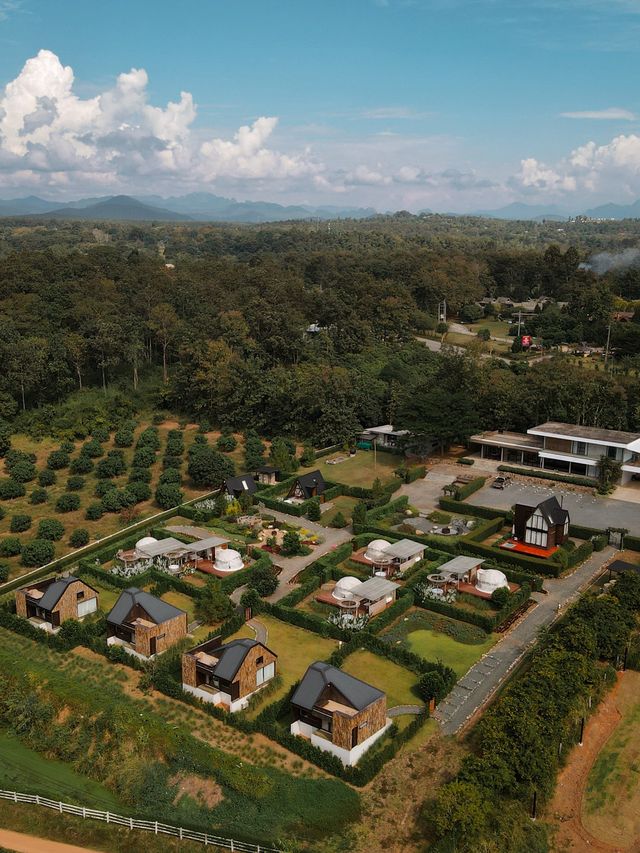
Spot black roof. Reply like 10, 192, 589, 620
608, 560, 640, 575
23, 575, 96, 612
291, 661, 384, 713
225, 474, 258, 496
294, 469, 326, 499
106, 587, 186, 626
536, 496, 569, 526
191, 637, 276, 681
256, 465, 279, 474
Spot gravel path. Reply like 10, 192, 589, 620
434, 546, 617, 736
247, 618, 268, 644
388, 704, 424, 717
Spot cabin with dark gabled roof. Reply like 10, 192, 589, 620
15, 575, 99, 633
287, 469, 327, 503
182, 636, 277, 712
512, 496, 570, 550
106, 587, 188, 660
290, 661, 391, 765
224, 474, 258, 500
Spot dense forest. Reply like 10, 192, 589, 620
1, 215, 640, 448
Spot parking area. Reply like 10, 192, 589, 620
470, 480, 640, 536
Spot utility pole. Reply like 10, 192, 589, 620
604, 320, 612, 368
438, 299, 447, 324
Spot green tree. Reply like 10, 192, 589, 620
187, 446, 234, 488
195, 578, 233, 623
149, 303, 180, 384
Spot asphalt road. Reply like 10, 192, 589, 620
470, 480, 640, 536
434, 545, 617, 735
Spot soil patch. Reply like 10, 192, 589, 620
170, 772, 223, 808
546, 671, 640, 852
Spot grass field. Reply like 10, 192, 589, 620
341, 650, 419, 708
228, 615, 339, 715
382, 610, 497, 678
302, 450, 400, 488
583, 671, 640, 848
0, 730, 122, 810
319, 495, 359, 527
83, 576, 121, 613
159, 590, 197, 620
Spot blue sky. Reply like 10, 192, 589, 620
0, 0, 638, 211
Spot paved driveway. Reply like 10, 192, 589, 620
435, 545, 617, 735
469, 481, 640, 536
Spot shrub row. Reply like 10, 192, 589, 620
438, 496, 504, 520
497, 464, 598, 488
367, 589, 414, 634
452, 476, 487, 501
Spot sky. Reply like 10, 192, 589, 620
0, 0, 639, 212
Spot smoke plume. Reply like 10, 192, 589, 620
580, 248, 640, 275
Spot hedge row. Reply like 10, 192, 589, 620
438, 496, 504, 520
364, 495, 409, 525
404, 465, 426, 484
367, 590, 414, 634
497, 464, 598, 488
452, 476, 487, 500
417, 582, 532, 632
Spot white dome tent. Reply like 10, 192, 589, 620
364, 539, 392, 564
136, 536, 158, 551
332, 576, 362, 603
475, 568, 509, 595
214, 548, 244, 573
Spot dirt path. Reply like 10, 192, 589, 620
547, 672, 634, 853
0, 828, 102, 853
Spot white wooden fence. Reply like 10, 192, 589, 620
0, 789, 281, 852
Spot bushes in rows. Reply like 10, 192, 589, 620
101, 489, 136, 513
20, 538, 55, 567
0, 479, 26, 500
154, 483, 184, 510
82, 438, 104, 458
0, 537, 22, 557
38, 469, 56, 487
69, 528, 90, 548
85, 502, 104, 521
10, 514, 31, 533
66, 475, 85, 491
497, 464, 598, 488
136, 426, 161, 451
166, 429, 185, 456
37, 518, 65, 541
70, 454, 93, 475
162, 454, 183, 470
6, 451, 37, 483
56, 493, 80, 513
114, 425, 135, 447
95, 450, 127, 478
126, 481, 151, 502
47, 449, 70, 470
95, 480, 116, 498
91, 425, 110, 442
188, 444, 234, 488
132, 446, 157, 468
29, 488, 48, 505
159, 468, 181, 485
216, 433, 237, 452
128, 467, 152, 484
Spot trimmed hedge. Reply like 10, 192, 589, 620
451, 476, 487, 501
439, 496, 504, 520
404, 465, 426, 483
417, 582, 532, 632
367, 590, 414, 634
497, 464, 598, 488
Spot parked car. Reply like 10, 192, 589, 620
491, 476, 511, 489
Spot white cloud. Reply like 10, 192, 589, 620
561, 107, 637, 120
0, 49, 320, 193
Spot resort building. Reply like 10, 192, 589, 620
427, 556, 516, 600
358, 424, 409, 451
471, 421, 640, 483
182, 636, 277, 712
106, 587, 188, 659
353, 537, 426, 577
15, 575, 99, 633
286, 470, 327, 503
327, 575, 400, 617
115, 534, 232, 575
290, 661, 391, 765
511, 497, 569, 552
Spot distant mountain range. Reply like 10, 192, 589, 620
0, 192, 376, 223
2, 191, 640, 223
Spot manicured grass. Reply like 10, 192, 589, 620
406, 628, 496, 678
465, 319, 512, 338
160, 590, 197, 620
319, 495, 359, 527
228, 614, 338, 714
304, 450, 400, 488
341, 650, 419, 708
0, 730, 123, 810
84, 577, 121, 613
383, 610, 496, 678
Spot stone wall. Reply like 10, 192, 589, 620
332, 695, 387, 751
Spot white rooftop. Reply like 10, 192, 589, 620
437, 556, 485, 574
138, 537, 190, 558
384, 539, 425, 560
353, 577, 399, 600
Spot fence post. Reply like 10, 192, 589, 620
179, 827, 183, 840
106, 811, 110, 824
231, 841, 234, 852
155, 821, 158, 835
130, 817, 133, 830
83, 807, 86, 818
13, 792, 17, 803
59, 800, 63, 813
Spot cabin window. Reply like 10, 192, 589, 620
256, 662, 275, 686
76, 591, 85, 600
256, 655, 264, 665
156, 633, 166, 641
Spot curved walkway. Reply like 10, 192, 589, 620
247, 618, 268, 645
388, 704, 424, 717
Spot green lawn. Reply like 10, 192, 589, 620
304, 450, 400, 488
319, 495, 359, 527
228, 614, 338, 714
406, 627, 496, 678
160, 590, 197, 620
0, 730, 123, 810
83, 576, 121, 613
465, 319, 512, 338
341, 650, 419, 708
